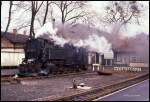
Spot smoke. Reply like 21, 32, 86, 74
36, 22, 69, 46
36, 21, 148, 63
36, 22, 112, 54
36, 22, 57, 37
113, 33, 149, 63
74, 34, 112, 53
107, 23, 149, 63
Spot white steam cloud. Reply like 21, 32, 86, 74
36, 22, 68, 46
36, 22, 57, 37
36, 22, 112, 54
74, 34, 112, 53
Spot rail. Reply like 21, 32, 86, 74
1, 71, 96, 83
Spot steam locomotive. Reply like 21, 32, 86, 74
19, 38, 93, 76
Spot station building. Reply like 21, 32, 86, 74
1, 29, 29, 67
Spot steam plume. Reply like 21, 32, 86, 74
36, 22, 112, 54
36, 21, 149, 63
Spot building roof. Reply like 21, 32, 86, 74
1, 31, 29, 44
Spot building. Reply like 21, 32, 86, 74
88, 51, 114, 71
1, 29, 29, 67
113, 50, 149, 67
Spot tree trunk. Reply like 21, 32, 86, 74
43, 1, 49, 25
61, 11, 65, 24
29, 1, 43, 38
32, 16, 35, 38
30, 13, 35, 39
5, 1, 12, 34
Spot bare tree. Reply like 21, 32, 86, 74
5, 1, 13, 34
7, 1, 49, 35
103, 1, 143, 26
42, 1, 52, 25
11, 1, 33, 33
52, 1, 88, 24
101, 1, 144, 34
30, 1, 43, 38
16, 22, 31, 31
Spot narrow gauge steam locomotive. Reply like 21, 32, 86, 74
19, 38, 90, 76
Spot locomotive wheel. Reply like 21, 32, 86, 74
74, 65, 80, 72
57, 67, 62, 74
53, 65, 57, 74
81, 65, 87, 71
64, 68, 68, 74
63, 68, 68, 74
45, 63, 57, 75
52, 70, 57, 75
58, 69, 63, 74
68, 68, 72, 73
76, 69, 79, 72
60, 67, 64, 74
69, 67, 72, 73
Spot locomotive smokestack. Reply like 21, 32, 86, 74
52, 18, 55, 29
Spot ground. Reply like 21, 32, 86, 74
1, 70, 146, 101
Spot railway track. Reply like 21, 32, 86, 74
1, 71, 96, 83
33, 73, 149, 101
1, 68, 18, 76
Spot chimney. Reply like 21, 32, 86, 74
52, 18, 55, 29
13, 29, 17, 35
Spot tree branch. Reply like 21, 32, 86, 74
36, 1, 44, 12
43, 1, 49, 25
123, 12, 133, 24
66, 12, 86, 22
17, 24, 31, 30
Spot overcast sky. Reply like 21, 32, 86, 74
1, 1, 149, 37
